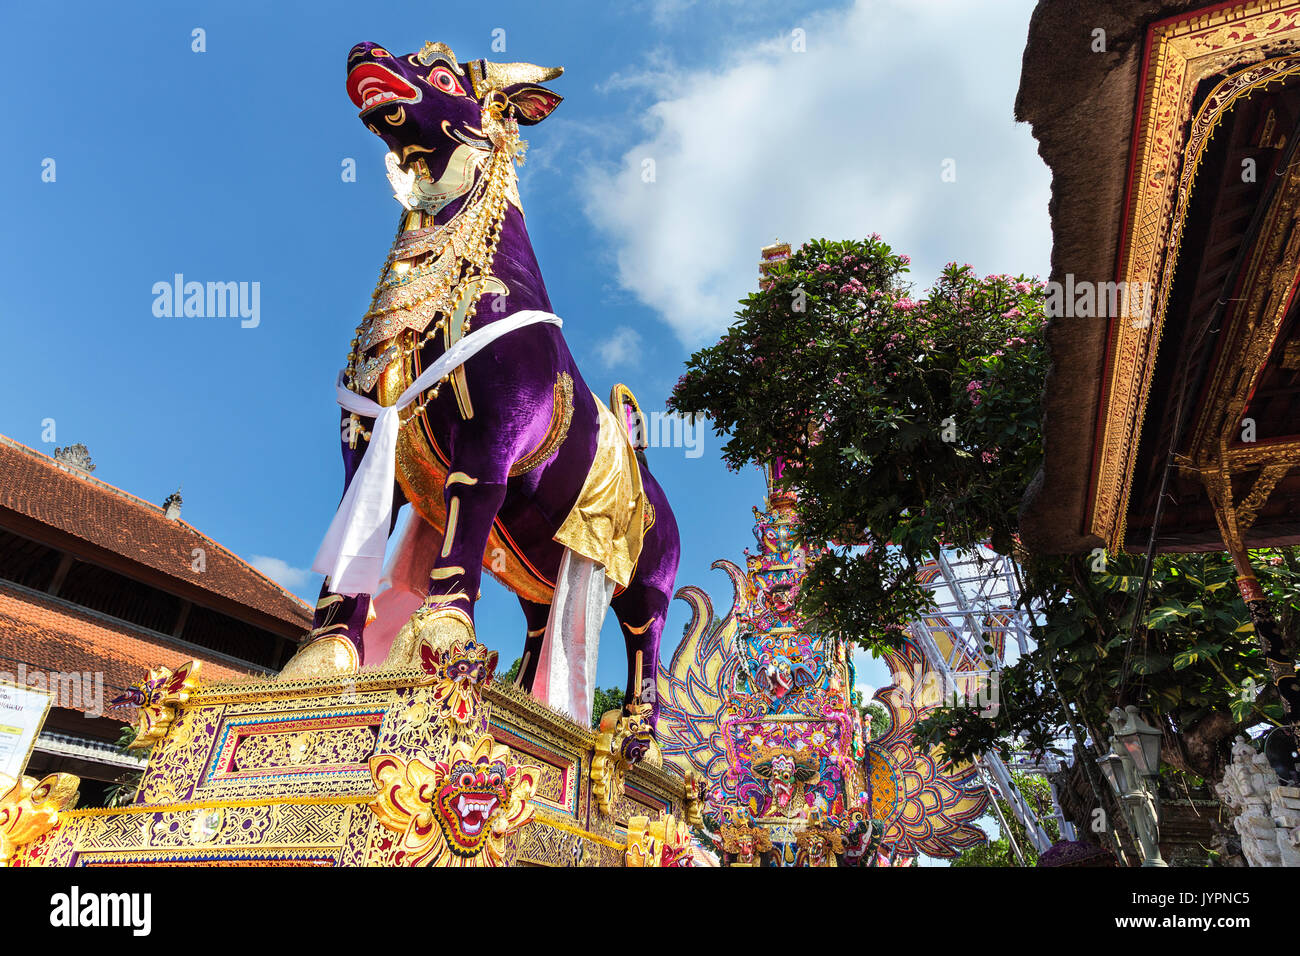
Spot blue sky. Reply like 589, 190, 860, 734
0, 0, 1048, 707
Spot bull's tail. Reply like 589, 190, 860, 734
610, 383, 650, 466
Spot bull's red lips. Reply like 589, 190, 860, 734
347, 63, 419, 114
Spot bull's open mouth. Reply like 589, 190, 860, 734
347, 63, 420, 114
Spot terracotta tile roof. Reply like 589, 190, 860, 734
0, 435, 311, 632
0, 580, 265, 721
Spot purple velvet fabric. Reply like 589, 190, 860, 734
312, 41, 680, 731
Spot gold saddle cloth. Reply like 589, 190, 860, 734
553, 394, 647, 589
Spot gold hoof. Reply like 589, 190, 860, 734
278, 635, 359, 681
384, 605, 475, 669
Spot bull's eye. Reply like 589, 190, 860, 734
428, 66, 465, 96
371, 47, 391, 58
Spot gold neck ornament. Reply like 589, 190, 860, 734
347, 102, 527, 393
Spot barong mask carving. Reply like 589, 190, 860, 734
749, 746, 821, 817
796, 814, 845, 868
369, 734, 537, 866
418, 634, 497, 726
720, 822, 773, 866
294, 40, 680, 752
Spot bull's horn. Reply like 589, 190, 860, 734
471, 60, 564, 97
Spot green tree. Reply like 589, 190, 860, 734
591, 685, 626, 729
668, 238, 1046, 652
862, 701, 890, 742
915, 549, 1295, 782
668, 234, 1293, 788
951, 772, 1059, 867
501, 656, 523, 685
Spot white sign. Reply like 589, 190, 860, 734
0, 679, 52, 781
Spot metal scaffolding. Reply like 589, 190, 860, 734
908, 547, 1076, 855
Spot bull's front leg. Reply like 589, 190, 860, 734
281, 409, 405, 679
384, 460, 508, 666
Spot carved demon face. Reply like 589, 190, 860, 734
369, 736, 537, 867
345, 41, 562, 170
810, 833, 830, 865
768, 752, 798, 809
750, 747, 820, 816
736, 834, 755, 862
435, 753, 513, 856
420, 637, 497, 726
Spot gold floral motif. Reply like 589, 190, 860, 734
509, 371, 574, 475
368, 733, 537, 866
230, 724, 378, 774
624, 815, 655, 866
0, 772, 80, 866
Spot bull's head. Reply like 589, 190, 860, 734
345, 40, 562, 169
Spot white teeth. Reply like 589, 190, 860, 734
361, 90, 400, 111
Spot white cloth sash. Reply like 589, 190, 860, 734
532, 549, 616, 723
312, 309, 563, 596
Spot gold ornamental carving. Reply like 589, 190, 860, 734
0, 772, 80, 866
1091, 2, 1300, 548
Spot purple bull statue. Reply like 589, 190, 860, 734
286, 40, 679, 758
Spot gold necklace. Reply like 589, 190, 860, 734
347, 111, 522, 393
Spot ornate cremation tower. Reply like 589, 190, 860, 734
657, 243, 990, 866
659, 466, 870, 865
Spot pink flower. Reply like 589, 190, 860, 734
893, 298, 918, 311
1014, 282, 1032, 294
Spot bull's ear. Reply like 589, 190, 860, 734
506, 84, 562, 124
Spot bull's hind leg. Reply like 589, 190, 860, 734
610, 582, 671, 764
515, 597, 551, 691
385, 467, 509, 666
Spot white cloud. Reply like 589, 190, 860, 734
581, 0, 1049, 346
249, 554, 312, 592
595, 326, 644, 367
854, 644, 895, 704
